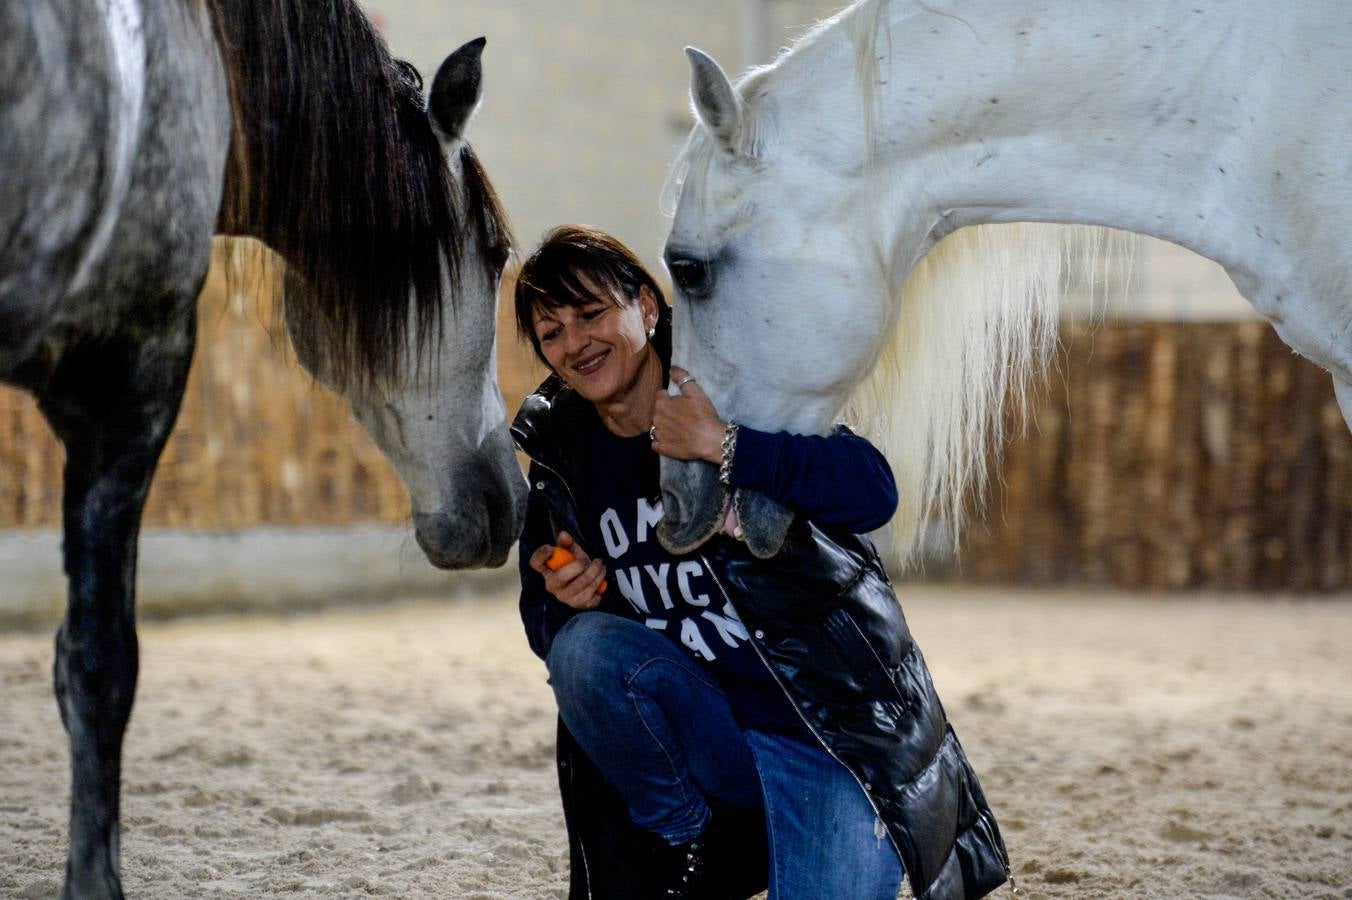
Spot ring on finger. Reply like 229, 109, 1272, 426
676, 374, 696, 388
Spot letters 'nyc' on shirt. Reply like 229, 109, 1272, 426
566, 404, 898, 740
569, 411, 807, 738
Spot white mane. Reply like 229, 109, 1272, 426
836, 0, 1135, 562
845, 223, 1133, 563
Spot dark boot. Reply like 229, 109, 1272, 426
663, 818, 715, 898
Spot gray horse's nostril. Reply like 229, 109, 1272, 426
412, 510, 486, 570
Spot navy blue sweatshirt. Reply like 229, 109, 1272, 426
516, 394, 898, 740
730, 426, 898, 533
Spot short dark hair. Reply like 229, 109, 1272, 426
513, 225, 671, 371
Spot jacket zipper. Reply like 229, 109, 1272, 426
523, 455, 584, 533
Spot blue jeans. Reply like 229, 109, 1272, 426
547, 612, 904, 900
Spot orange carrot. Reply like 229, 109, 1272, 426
545, 545, 607, 594
546, 545, 574, 570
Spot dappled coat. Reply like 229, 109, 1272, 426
513, 378, 1010, 900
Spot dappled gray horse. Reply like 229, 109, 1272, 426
0, 2, 525, 896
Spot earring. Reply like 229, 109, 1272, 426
647, 324, 656, 339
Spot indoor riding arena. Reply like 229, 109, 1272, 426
3, 2, 1349, 899
5, 235, 1351, 900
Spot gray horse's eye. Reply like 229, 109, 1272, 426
664, 251, 716, 300
487, 240, 511, 272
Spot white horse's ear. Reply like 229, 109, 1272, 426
685, 47, 743, 154
429, 37, 486, 145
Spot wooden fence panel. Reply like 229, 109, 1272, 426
959, 322, 1352, 590
2, 284, 1348, 592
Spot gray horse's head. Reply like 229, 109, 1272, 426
279, 38, 526, 569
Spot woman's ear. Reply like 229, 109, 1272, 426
638, 285, 659, 330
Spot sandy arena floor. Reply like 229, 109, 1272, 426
2, 586, 1350, 899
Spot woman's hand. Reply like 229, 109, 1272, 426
651, 366, 724, 463
527, 531, 607, 610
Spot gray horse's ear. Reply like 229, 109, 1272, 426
429, 37, 486, 144
685, 47, 743, 154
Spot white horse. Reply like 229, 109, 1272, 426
657, 0, 1352, 561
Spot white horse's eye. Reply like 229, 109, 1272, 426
665, 254, 715, 299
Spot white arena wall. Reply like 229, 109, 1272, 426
0, 529, 517, 630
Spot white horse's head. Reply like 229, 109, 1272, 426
659, 34, 1102, 563
286, 38, 526, 570
658, 48, 901, 557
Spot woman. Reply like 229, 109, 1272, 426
510, 225, 1007, 900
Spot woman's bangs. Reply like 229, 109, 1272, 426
543, 260, 629, 310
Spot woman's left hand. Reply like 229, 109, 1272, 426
651, 366, 724, 464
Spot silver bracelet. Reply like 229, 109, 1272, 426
718, 422, 739, 486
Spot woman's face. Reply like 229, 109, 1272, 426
531, 279, 659, 406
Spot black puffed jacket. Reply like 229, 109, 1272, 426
512, 377, 1010, 900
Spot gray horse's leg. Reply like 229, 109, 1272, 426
37, 302, 197, 900
1336, 377, 1352, 434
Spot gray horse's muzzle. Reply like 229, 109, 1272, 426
657, 457, 795, 559
414, 432, 527, 570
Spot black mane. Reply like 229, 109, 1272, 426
207, 0, 511, 386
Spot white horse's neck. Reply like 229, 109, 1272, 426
771, 0, 1351, 379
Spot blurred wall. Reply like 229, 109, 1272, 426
364, 0, 749, 277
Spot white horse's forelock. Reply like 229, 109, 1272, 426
846, 0, 887, 157
668, 0, 1136, 566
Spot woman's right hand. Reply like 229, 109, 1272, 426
527, 531, 608, 610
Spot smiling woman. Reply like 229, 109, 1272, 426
505, 225, 1003, 898
513, 226, 668, 429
